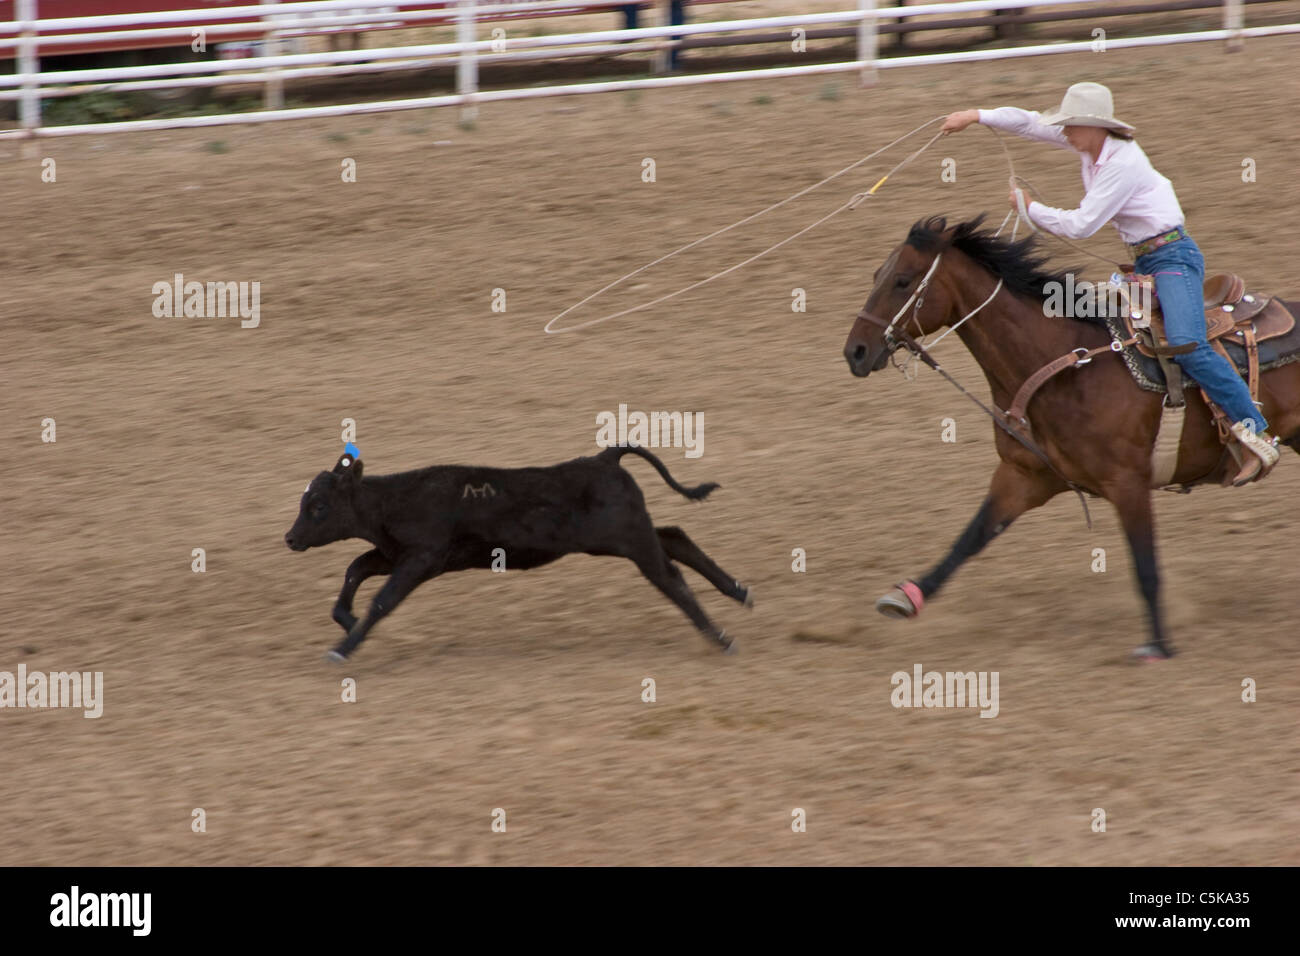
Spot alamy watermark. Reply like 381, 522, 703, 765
595, 403, 703, 458
152, 273, 260, 328
50, 886, 150, 935
0, 665, 103, 718
1042, 273, 1152, 321
890, 663, 999, 718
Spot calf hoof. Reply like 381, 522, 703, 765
876, 581, 923, 620
323, 650, 348, 664
1130, 643, 1175, 662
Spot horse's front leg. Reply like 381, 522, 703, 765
876, 460, 1060, 618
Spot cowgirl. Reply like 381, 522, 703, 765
942, 82, 1278, 484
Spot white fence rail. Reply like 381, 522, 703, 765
1, 0, 1296, 138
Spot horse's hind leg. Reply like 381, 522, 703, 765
655, 526, 752, 606
877, 461, 1059, 618
1105, 481, 1173, 661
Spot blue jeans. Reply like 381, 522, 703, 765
1137, 236, 1268, 434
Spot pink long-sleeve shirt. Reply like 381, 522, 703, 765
978, 107, 1185, 245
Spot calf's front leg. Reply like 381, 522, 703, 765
332, 549, 394, 633
328, 551, 443, 661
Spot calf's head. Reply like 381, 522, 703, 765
284, 445, 364, 551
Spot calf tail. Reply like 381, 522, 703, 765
602, 445, 719, 501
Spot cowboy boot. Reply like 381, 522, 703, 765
1230, 421, 1280, 486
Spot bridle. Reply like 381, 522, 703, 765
878, 248, 947, 355
866, 247, 1009, 379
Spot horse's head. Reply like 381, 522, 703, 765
844, 214, 1074, 379
843, 217, 964, 378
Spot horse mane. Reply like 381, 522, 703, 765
906, 214, 1085, 315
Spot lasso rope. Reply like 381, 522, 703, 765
544, 116, 950, 334
545, 115, 1127, 334
979, 122, 1128, 270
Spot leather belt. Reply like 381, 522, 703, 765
1129, 225, 1188, 258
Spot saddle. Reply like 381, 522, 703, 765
1002, 268, 1297, 492
1118, 271, 1294, 361
1111, 271, 1298, 486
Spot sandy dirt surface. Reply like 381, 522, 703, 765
2, 28, 1299, 865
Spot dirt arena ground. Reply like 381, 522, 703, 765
3, 28, 1299, 865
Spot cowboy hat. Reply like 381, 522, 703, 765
1040, 82, 1136, 132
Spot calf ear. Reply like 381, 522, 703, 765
332, 443, 363, 481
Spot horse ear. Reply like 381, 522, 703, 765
332, 443, 363, 481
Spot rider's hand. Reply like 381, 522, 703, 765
941, 109, 979, 135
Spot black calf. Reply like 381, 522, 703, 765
284, 443, 751, 660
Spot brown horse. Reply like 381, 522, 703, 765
843, 215, 1300, 659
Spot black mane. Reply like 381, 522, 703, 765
906, 214, 1081, 308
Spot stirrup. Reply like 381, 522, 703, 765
1231, 456, 1265, 486
1229, 424, 1279, 486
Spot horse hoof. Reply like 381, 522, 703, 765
876, 582, 922, 620
720, 634, 738, 655
741, 586, 755, 609
1130, 643, 1174, 662
323, 650, 347, 664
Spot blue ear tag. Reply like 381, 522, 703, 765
344, 442, 361, 461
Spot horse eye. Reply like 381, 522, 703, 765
895, 276, 911, 289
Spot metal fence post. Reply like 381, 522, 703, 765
654, 0, 684, 73
1224, 0, 1244, 51
17, 0, 40, 141
458, 0, 478, 122
859, 0, 877, 86
262, 0, 285, 109
653, 0, 669, 73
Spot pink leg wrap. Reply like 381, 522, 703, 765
899, 580, 924, 615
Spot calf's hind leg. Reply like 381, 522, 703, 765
332, 549, 393, 633
656, 526, 752, 606
629, 538, 735, 653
